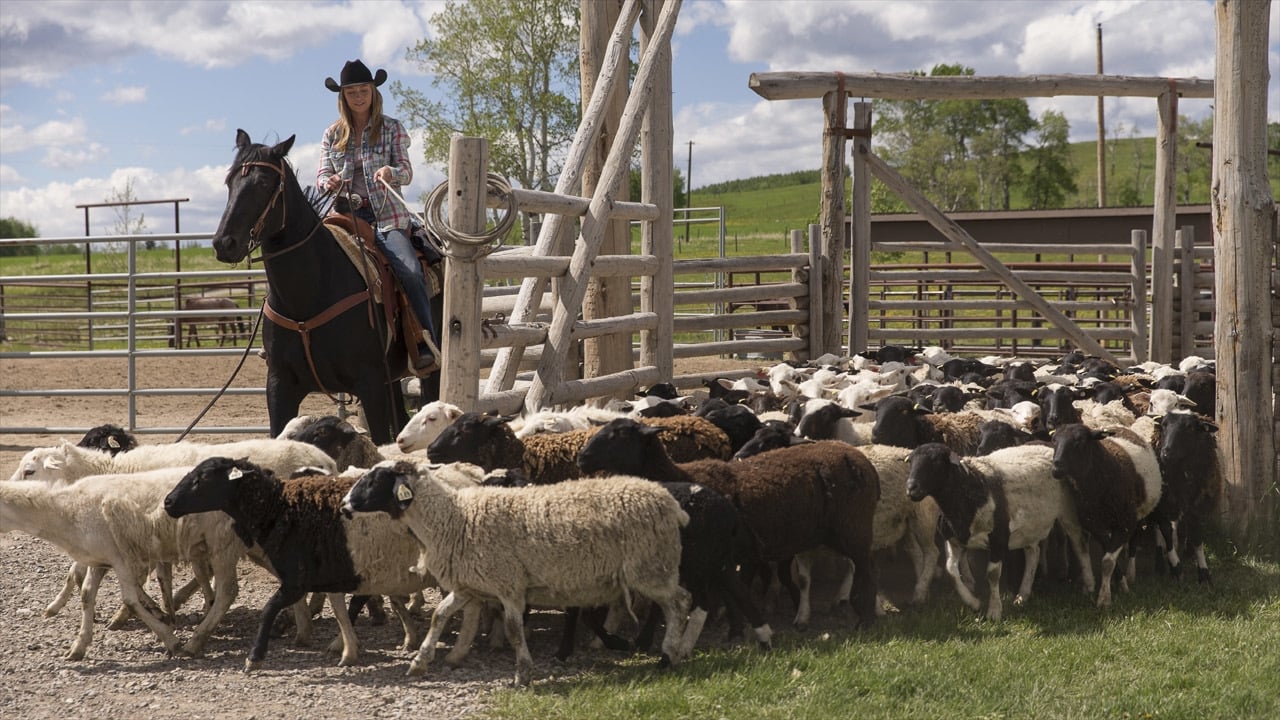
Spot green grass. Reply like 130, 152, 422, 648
482, 555, 1280, 719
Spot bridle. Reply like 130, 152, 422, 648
237, 158, 323, 264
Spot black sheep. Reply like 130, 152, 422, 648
578, 418, 881, 630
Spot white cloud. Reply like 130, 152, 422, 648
676, 99, 822, 188
0, 164, 21, 184
179, 119, 228, 136
0, 117, 92, 155
101, 86, 147, 105
44, 143, 109, 170
0, 0, 444, 88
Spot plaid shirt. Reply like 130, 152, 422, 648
318, 115, 414, 233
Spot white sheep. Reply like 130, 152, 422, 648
0, 468, 247, 660
9, 437, 337, 485
394, 400, 463, 453
341, 463, 692, 686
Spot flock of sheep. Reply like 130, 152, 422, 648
1, 345, 1223, 686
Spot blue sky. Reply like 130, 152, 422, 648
1, 0, 1275, 239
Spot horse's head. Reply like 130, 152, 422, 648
211, 129, 297, 263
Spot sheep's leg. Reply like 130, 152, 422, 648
444, 600, 481, 666
1157, 520, 1181, 578
985, 559, 1004, 622
908, 527, 940, 605
831, 558, 855, 610
154, 562, 175, 623
945, 540, 983, 612
289, 599, 314, 646
719, 568, 772, 651
1014, 544, 1041, 608
116, 565, 183, 656
67, 565, 108, 661
410, 590, 468, 676
1182, 515, 1211, 585
386, 596, 418, 651
47, 562, 84, 618
181, 557, 239, 657
327, 593, 361, 666
1096, 546, 1122, 608
173, 557, 216, 615
406, 590, 427, 616
576, 605, 629, 655
791, 555, 812, 630
677, 606, 708, 660
498, 597, 535, 687
247, 586, 307, 671
653, 585, 692, 667
1057, 516, 1095, 595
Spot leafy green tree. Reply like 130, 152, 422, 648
0, 216, 39, 257
1024, 110, 1077, 209
1176, 114, 1213, 204
630, 166, 685, 209
394, 0, 580, 194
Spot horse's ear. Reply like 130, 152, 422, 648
273, 135, 296, 157
235, 129, 251, 150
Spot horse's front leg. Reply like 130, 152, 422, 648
265, 370, 311, 438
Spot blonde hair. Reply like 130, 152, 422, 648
332, 85, 385, 151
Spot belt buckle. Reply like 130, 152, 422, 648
350, 193, 364, 209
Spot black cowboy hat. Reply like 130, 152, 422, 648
325, 59, 388, 92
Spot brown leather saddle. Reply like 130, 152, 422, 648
322, 213, 442, 377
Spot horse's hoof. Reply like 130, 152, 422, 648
1197, 568, 1212, 585
407, 660, 427, 677
243, 658, 260, 673
657, 653, 672, 669
65, 648, 87, 661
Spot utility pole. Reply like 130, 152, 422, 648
1096, 22, 1107, 207
685, 140, 693, 245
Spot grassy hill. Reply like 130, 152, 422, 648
687, 137, 1277, 242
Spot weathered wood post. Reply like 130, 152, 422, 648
1212, 0, 1276, 543
1178, 225, 1196, 359
820, 88, 847, 356
848, 101, 872, 356
1149, 88, 1179, 363
639, 0, 674, 381
580, 0, 633, 393
1129, 229, 1148, 364
808, 224, 824, 360
439, 136, 489, 410
789, 228, 809, 362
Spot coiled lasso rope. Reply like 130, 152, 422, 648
421, 173, 518, 259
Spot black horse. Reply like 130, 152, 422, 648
211, 129, 436, 444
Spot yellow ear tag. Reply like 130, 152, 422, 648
108, 437, 120, 449
395, 482, 414, 502
228, 467, 244, 480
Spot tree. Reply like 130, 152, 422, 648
394, 0, 580, 196
1024, 110, 1077, 209
1176, 114, 1213, 204
106, 177, 150, 248
0, 216, 39, 257
875, 64, 1035, 212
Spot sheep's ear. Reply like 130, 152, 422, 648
42, 454, 63, 471
445, 406, 463, 422
639, 425, 663, 439
949, 451, 963, 467
1201, 420, 1219, 433
841, 407, 862, 418
857, 401, 878, 412
392, 475, 416, 510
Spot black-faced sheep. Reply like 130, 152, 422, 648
426, 412, 731, 484
870, 395, 985, 454
340, 462, 692, 686
1050, 424, 1163, 608
163, 457, 459, 670
576, 418, 881, 630
1147, 412, 1223, 583
76, 424, 138, 456
905, 443, 1092, 620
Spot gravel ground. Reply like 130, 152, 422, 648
0, 353, 782, 719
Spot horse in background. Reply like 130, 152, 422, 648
174, 296, 247, 347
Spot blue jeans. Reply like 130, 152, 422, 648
356, 208, 437, 344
